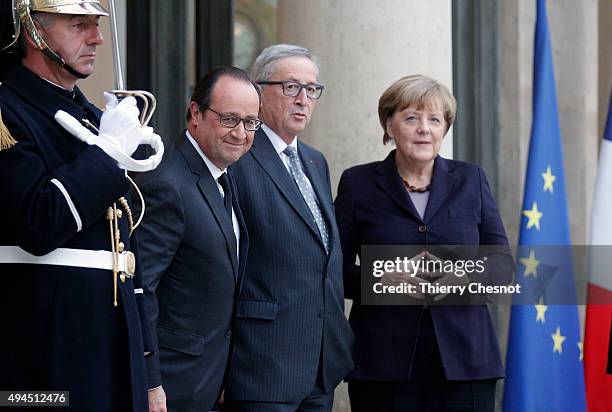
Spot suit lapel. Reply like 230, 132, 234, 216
423, 156, 456, 222
249, 130, 321, 240
177, 134, 239, 282
375, 151, 422, 221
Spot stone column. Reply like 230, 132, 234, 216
277, 0, 454, 195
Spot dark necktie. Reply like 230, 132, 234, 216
217, 172, 233, 221
283, 146, 330, 253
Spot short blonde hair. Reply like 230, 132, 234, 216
378, 74, 457, 144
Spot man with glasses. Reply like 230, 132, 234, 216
225, 44, 354, 412
134, 67, 260, 412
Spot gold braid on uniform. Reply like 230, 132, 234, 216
0, 109, 18, 151
126, 174, 146, 235
118, 196, 134, 236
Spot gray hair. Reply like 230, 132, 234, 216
250, 44, 320, 83
18, 12, 56, 51
31, 12, 56, 30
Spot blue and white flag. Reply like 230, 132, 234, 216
503, 0, 587, 410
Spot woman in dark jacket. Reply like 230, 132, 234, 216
335, 75, 513, 412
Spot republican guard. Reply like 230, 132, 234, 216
0, 1, 163, 410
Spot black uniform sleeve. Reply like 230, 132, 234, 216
0, 106, 128, 255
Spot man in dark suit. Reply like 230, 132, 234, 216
225, 44, 354, 412
135, 67, 261, 412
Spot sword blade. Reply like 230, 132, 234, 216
107, 0, 124, 90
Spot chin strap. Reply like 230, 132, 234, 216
40, 47, 89, 79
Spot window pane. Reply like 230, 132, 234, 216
233, 0, 277, 70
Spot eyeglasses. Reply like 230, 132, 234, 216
257, 80, 325, 99
204, 107, 262, 131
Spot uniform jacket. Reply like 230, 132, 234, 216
0, 65, 151, 411
226, 128, 354, 402
135, 133, 248, 411
334, 150, 512, 381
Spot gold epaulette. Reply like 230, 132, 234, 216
0, 108, 17, 151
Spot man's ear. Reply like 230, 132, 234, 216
189, 102, 201, 124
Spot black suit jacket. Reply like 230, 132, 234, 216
226, 128, 354, 402
335, 150, 512, 381
135, 133, 248, 411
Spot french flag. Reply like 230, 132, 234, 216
586, 90, 612, 411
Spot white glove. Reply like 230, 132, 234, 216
54, 93, 164, 172
99, 92, 142, 156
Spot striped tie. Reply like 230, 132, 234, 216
283, 146, 330, 253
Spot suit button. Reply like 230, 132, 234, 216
418, 224, 427, 233
225, 330, 232, 339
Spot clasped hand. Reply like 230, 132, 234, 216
54, 92, 164, 172
380, 251, 430, 299
380, 251, 469, 301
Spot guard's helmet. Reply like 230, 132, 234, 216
1, 0, 108, 80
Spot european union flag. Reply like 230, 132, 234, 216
503, 1, 587, 411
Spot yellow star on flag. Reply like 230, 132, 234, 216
534, 297, 547, 322
520, 249, 540, 278
577, 341, 583, 361
551, 326, 566, 354
542, 165, 556, 193
523, 202, 543, 230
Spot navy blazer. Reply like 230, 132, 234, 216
134, 133, 248, 411
226, 129, 354, 402
335, 150, 512, 381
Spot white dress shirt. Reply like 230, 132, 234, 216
186, 131, 240, 260
262, 124, 318, 198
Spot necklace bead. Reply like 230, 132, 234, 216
401, 178, 431, 193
